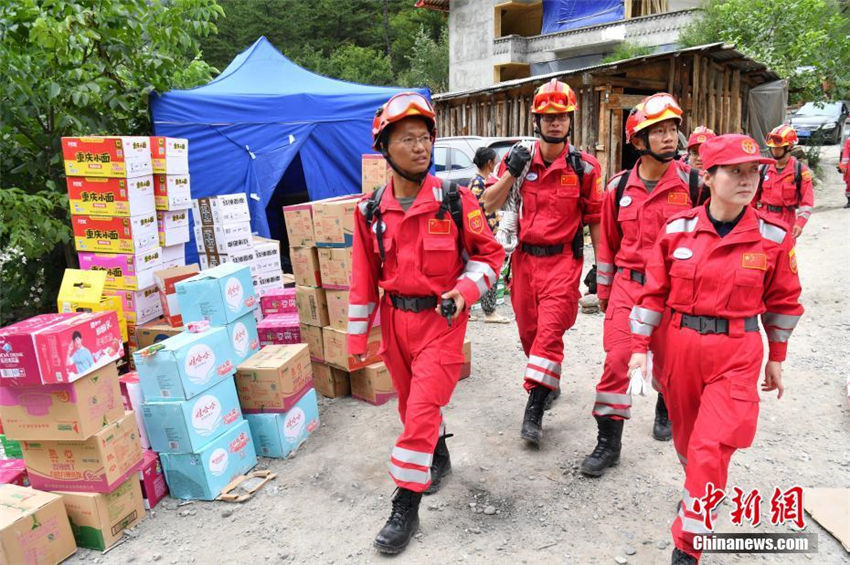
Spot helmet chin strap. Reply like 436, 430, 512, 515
638, 131, 677, 163
533, 115, 569, 144
774, 146, 791, 160
382, 151, 431, 185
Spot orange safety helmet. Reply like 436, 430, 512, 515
687, 126, 716, 150
625, 93, 683, 143
372, 92, 436, 152
531, 79, 577, 114
765, 124, 798, 148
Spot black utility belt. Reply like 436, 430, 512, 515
617, 267, 646, 285
764, 204, 794, 213
678, 312, 759, 335
521, 243, 564, 257
388, 294, 437, 313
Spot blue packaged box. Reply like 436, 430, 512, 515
133, 326, 235, 401
142, 378, 244, 454
159, 420, 257, 500
245, 388, 320, 458
225, 311, 260, 366
175, 263, 257, 326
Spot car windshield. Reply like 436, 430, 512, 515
795, 102, 841, 117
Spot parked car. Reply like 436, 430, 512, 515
434, 136, 536, 188
789, 101, 849, 145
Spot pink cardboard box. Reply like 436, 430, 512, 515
257, 313, 301, 346
0, 312, 123, 386
260, 288, 297, 317
138, 449, 168, 509
0, 459, 29, 486
78, 248, 163, 291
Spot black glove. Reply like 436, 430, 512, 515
584, 265, 597, 295
506, 145, 531, 178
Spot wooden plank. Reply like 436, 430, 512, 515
691, 54, 701, 129
701, 57, 709, 127
512, 95, 520, 136
731, 70, 741, 132
594, 76, 668, 90
501, 98, 508, 136
721, 68, 730, 134
667, 56, 676, 96
611, 88, 624, 175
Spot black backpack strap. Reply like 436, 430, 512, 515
795, 160, 803, 204
756, 164, 768, 204
364, 184, 388, 263
688, 168, 702, 205
566, 147, 585, 187
614, 170, 630, 215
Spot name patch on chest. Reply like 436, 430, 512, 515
560, 173, 578, 186
667, 192, 689, 206
428, 218, 452, 235
742, 252, 768, 270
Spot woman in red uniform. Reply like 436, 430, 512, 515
627, 134, 804, 564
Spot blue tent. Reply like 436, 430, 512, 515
150, 36, 429, 263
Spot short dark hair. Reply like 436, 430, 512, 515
706, 165, 719, 175
72, 331, 82, 341
473, 147, 498, 169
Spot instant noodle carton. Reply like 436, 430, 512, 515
133, 326, 236, 401
312, 195, 359, 248
72, 213, 158, 254
154, 265, 200, 327
252, 236, 282, 274
104, 286, 162, 325
300, 324, 324, 362
66, 175, 155, 217
157, 209, 190, 247
153, 174, 192, 211
322, 326, 381, 372
194, 222, 253, 256
311, 362, 349, 398
56, 269, 128, 342
235, 344, 312, 414
282, 203, 315, 247
260, 287, 296, 317
350, 362, 396, 406
62, 136, 152, 178
149, 136, 189, 174
290, 247, 321, 287
252, 271, 285, 298
244, 388, 319, 458
257, 313, 300, 346
175, 263, 257, 326
317, 247, 352, 289
191, 193, 251, 226
0, 484, 76, 564
161, 243, 186, 269
78, 247, 163, 291
137, 449, 168, 509
159, 420, 257, 501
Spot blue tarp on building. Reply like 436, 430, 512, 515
150, 36, 428, 262
541, 0, 624, 34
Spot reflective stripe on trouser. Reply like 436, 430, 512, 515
510, 249, 581, 392
594, 276, 667, 419
662, 324, 762, 559
379, 294, 467, 493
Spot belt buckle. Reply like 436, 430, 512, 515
699, 317, 717, 334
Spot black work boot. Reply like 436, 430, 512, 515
845, 196, 850, 208
424, 434, 452, 495
544, 387, 560, 411
520, 386, 549, 446
671, 547, 698, 564
373, 488, 422, 554
653, 393, 673, 441
580, 415, 624, 477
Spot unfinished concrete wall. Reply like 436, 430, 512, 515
448, 0, 495, 91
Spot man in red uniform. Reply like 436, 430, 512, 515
348, 92, 504, 554
685, 126, 715, 170
482, 79, 603, 446
838, 135, 850, 208
629, 134, 803, 564
583, 94, 702, 477
754, 125, 815, 237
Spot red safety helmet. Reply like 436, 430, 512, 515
698, 134, 774, 170
625, 93, 683, 143
372, 92, 436, 151
765, 124, 798, 148
531, 79, 577, 114
687, 126, 716, 150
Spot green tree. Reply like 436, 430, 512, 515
0, 0, 223, 325
400, 26, 449, 93
602, 42, 655, 64
680, 0, 850, 102
319, 44, 394, 86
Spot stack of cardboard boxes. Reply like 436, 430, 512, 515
151, 137, 191, 262
0, 311, 148, 553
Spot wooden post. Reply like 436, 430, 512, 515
667, 56, 675, 94
731, 70, 741, 132
691, 54, 700, 129
501, 97, 508, 136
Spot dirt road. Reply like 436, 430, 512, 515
71, 146, 850, 565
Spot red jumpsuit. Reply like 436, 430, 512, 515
630, 206, 803, 560
594, 159, 697, 419
840, 138, 850, 197
348, 175, 504, 493
754, 156, 814, 231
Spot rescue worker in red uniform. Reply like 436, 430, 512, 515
685, 126, 715, 170
482, 79, 603, 447
348, 92, 504, 554
838, 135, 850, 208
754, 125, 815, 237
627, 134, 803, 564
583, 94, 704, 477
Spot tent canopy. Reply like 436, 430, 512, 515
541, 0, 624, 34
150, 36, 428, 261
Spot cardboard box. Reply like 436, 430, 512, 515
0, 312, 123, 386
290, 246, 322, 287
312, 195, 359, 247
161, 243, 186, 269
461, 339, 472, 380
135, 318, 184, 349
191, 193, 251, 226
175, 263, 257, 326
282, 273, 295, 288
133, 326, 236, 401
295, 286, 329, 327
325, 289, 349, 332
194, 222, 253, 255
154, 265, 200, 327
0, 484, 76, 564
153, 174, 191, 211
322, 326, 381, 372
0, 460, 28, 486
78, 247, 163, 291
56, 475, 145, 551
300, 324, 324, 362
351, 362, 396, 406
0, 362, 123, 442
318, 247, 352, 289
150, 136, 189, 174
143, 378, 243, 454
138, 449, 168, 510
244, 388, 319, 458
362, 153, 391, 193
253, 271, 285, 297
67, 175, 155, 217
257, 313, 301, 346
235, 344, 312, 414
72, 213, 158, 254
311, 362, 349, 398
22, 411, 143, 493
260, 287, 297, 317
282, 203, 315, 247
117, 372, 150, 449
159, 420, 256, 501
56, 269, 129, 342
225, 311, 260, 366
198, 247, 256, 273
252, 236, 282, 274
0, 436, 22, 459
157, 209, 190, 247
104, 286, 162, 325
62, 136, 152, 178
